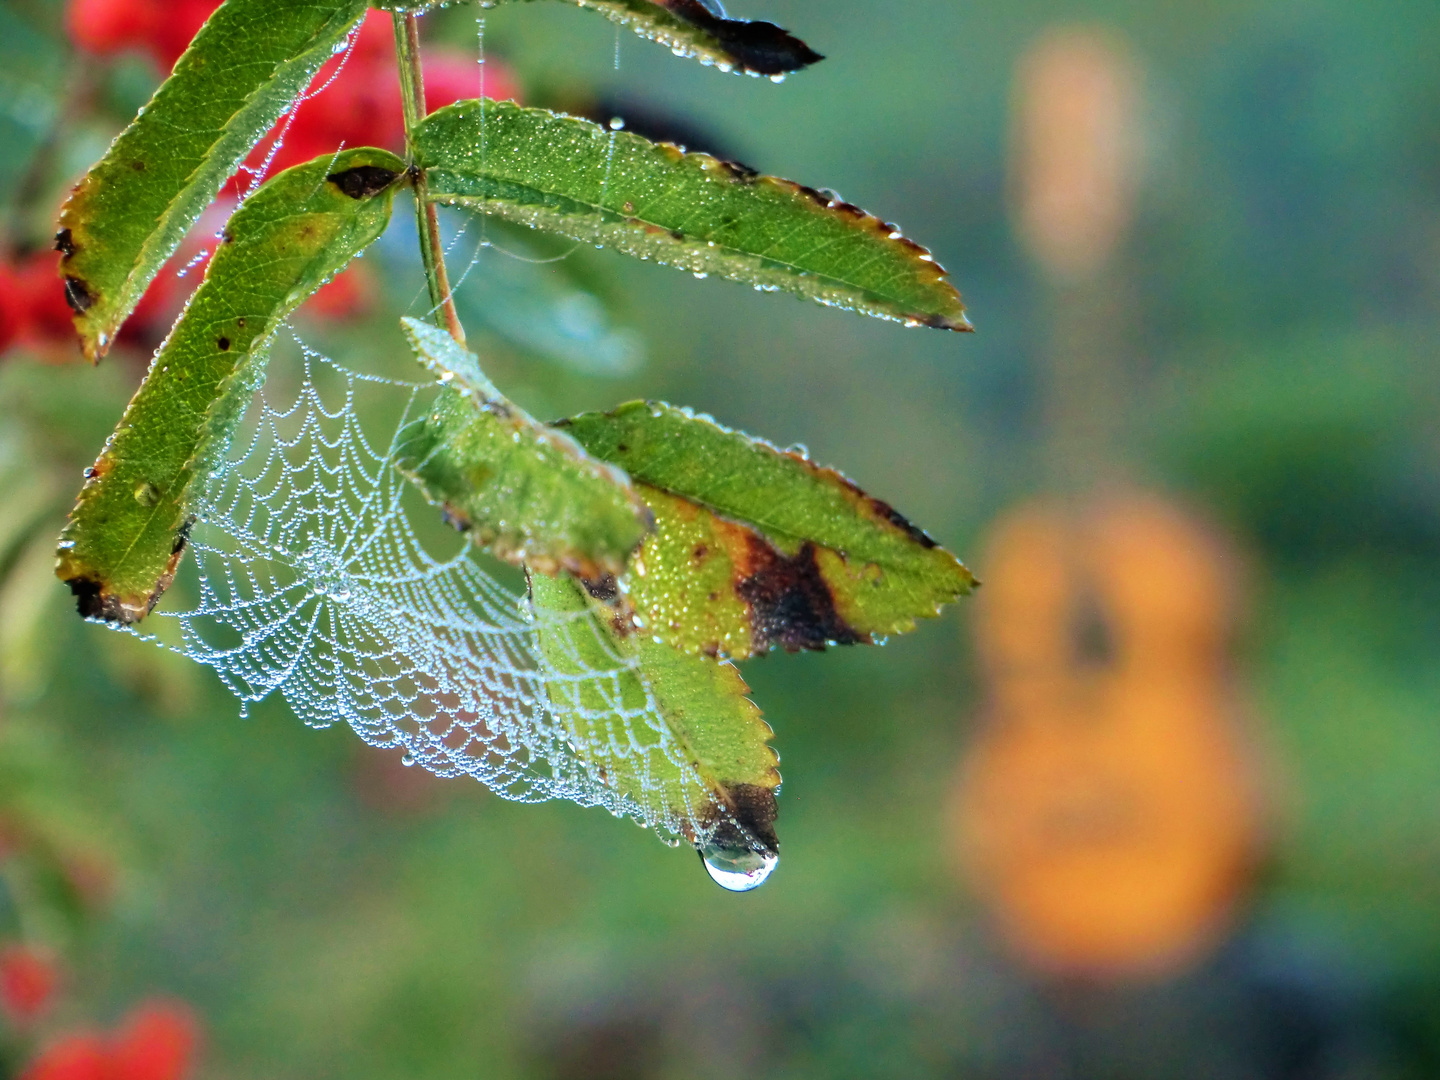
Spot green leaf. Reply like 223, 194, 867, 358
369, 0, 820, 76
55, 0, 369, 361
520, 0, 821, 77
395, 317, 652, 580
56, 149, 405, 624
530, 572, 780, 862
419, 101, 971, 332
557, 401, 976, 658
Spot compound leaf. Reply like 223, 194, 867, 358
558, 401, 976, 658
396, 317, 651, 580
530, 572, 780, 861
419, 100, 970, 332
56, 149, 404, 624
56, 0, 368, 361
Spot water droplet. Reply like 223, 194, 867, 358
401, 752, 416, 767
133, 481, 161, 507
609, 116, 625, 131
700, 844, 778, 892
769, 73, 786, 83
692, 271, 708, 279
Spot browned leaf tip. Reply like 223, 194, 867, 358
700, 782, 779, 855
62, 520, 191, 625
781, 180, 972, 331
659, 0, 823, 75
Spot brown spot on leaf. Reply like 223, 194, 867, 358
63, 276, 94, 314
582, 575, 620, 604
692, 543, 709, 562
327, 165, 400, 199
236, 316, 246, 328
54, 228, 76, 259
217, 336, 230, 351
131, 160, 145, 172
737, 538, 867, 652
718, 158, 760, 182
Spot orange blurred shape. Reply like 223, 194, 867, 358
0, 945, 59, 1026
1011, 27, 1140, 279
951, 494, 1263, 980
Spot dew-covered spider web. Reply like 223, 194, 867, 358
127, 334, 731, 851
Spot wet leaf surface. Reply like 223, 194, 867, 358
419, 101, 970, 332
514, 0, 822, 77
57, 0, 368, 361
396, 318, 652, 580
530, 571, 780, 855
558, 401, 976, 658
56, 148, 404, 624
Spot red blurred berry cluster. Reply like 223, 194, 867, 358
65, 1, 518, 170
19, 1001, 200, 1080
4, 2, 523, 358
0, 945, 59, 1028
0, 252, 82, 359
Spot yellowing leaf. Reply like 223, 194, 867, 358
531, 572, 780, 868
558, 401, 976, 658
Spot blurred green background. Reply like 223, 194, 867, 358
3, 0, 1440, 1076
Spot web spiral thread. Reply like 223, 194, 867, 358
131, 342, 720, 846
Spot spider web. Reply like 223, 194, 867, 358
135, 335, 722, 847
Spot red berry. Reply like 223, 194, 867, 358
17, 1034, 107, 1080
66, 0, 217, 70
108, 1001, 200, 1080
0, 944, 60, 1025
303, 264, 374, 321
66, 0, 153, 57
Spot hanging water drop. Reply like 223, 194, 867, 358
699, 844, 778, 892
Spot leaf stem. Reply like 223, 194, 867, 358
393, 11, 465, 346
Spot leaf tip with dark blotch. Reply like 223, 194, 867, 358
699, 780, 779, 856
658, 0, 823, 76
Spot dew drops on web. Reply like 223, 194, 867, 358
115, 330, 768, 869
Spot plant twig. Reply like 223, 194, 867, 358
393, 11, 465, 346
